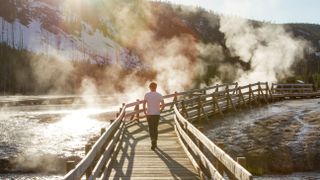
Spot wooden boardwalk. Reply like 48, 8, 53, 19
64, 82, 320, 180
104, 117, 199, 179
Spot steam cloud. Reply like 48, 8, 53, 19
219, 16, 308, 84
4, 0, 310, 100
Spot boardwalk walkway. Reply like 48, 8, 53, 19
64, 82, 320, 180
105, 117, 199, 179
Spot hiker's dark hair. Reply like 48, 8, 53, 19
149, 82, 157, 89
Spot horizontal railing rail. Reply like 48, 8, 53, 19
174, 105, 253, 180
64, 106, 126, 180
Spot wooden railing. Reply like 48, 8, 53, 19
271, 83, 317, 98
64, 106, 126, 180
63, 82, 319, 180
174, 82, 271, 122
174, 105, 253, 180
63, 83, 242, 179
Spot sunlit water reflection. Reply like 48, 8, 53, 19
0, 102, 117, 178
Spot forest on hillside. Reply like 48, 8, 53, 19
1, 0, 320, 94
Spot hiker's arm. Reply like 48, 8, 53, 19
160, 100, 165, 112
143, 100, 147, 115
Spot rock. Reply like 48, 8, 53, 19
216, 110, 320, 175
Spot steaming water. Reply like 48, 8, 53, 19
204, 98, 320, 179
0, 97, 118, 179
294, 113, 318, 142
255, 171, 320, 180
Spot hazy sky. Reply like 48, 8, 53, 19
160, 0, 320, 24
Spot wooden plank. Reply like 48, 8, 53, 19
106, 119, 198, 179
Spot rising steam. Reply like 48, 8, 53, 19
219, 16, 308, 84
2, 0, 311, 98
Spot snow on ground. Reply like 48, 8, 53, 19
0, 0, 140, 66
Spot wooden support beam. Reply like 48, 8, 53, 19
170, 91, 178, 110
266, 82, 273, 101
181, 100, 189, 118
233, 82, 238, 94
66, 161, 75, 173
258, 82, 268, 104
237, 88, 247, 108
249, 84, 259, 105
214, 142, 225, 176
237, 157, 247, 169
85, 144, 93, 179
197, 96, 201, 119
135, 99, 140, 121
225, 85, 230, 109
225, 86, 236, 112
100, 128, 106, 136
212, 94, 223, 117
199, 97, 209, 123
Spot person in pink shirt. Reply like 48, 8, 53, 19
143, 82, 165, 150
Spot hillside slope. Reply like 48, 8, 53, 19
1, 0, 320, 94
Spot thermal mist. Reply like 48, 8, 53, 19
219, 16, 308, 84
1, 0, 311, 100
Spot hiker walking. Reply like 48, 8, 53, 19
143, 82, 165, 150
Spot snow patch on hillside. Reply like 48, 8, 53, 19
0, 2, 140, 66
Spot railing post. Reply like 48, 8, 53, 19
170, 91, 178, 110
225, 85, 229, 108
116, 109, 121, 119
197, 127, 204, 152
211, 93, 216, 113
249, 84, 252, 103
233, 82, 238, 94
216, 142, 236, 180
181, 100, 188, 118
65, 160, 75, 173
212, 93, 223, 117
258, 81, 261, 100
226, 85, 236, 112
85, 144, 92, 179
197, 96, 201, 121
214, 142, 225, 175
237, 157, 247, 168
136, 99, 140, 121
265, 82, 269, 100
196, 127, 206, 178
100, 128, 106, 135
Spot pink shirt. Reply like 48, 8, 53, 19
144, 91, 163, 115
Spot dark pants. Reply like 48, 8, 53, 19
147, 115, 160, 142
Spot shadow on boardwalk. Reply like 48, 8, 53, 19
105, 115, 199, 179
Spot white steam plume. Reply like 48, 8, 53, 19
218, 1, 309, 84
